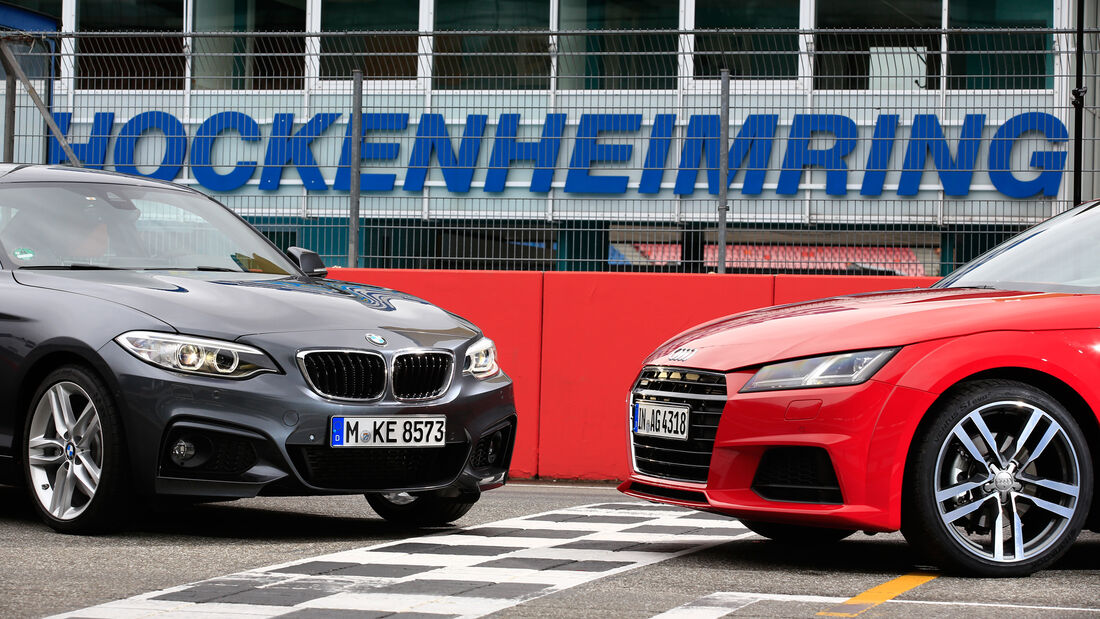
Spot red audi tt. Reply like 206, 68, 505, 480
619, 202, 1099, 577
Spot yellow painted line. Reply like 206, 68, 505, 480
817, 571, 939, 617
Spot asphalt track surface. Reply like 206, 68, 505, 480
0, 482, 1097, 618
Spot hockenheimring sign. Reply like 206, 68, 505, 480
49, 110, 1067, 200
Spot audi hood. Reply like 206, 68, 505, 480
647, 287, 1100, 370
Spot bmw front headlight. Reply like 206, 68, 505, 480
740, 348, 898, 392
463, 337, 500, 379
116, 331, 279, 379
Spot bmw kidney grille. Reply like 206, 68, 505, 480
299, 349, 453, 401
300, 351, 386, 400
393, 352, 454, 400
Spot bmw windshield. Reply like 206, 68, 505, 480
936, 201, 1100, 293
0, 182, 296, 275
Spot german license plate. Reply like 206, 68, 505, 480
633, 401, 690, 440
330, 416, 446, 447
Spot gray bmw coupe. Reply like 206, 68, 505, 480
0, 165, 516, 533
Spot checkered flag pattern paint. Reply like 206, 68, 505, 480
49, 502, 753, 618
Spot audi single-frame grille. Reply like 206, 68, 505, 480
630, 367, 727, 483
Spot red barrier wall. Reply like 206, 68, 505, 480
774, 274, 940, 305
330, 268, 544, 478
329, 269, 936, 480
538, 272, 774, 479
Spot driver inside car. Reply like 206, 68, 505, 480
1, 196, 141, 265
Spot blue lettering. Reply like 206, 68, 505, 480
638, 114, 676, 194
777, 114, 858, 195
673, 115, 718, 195
190, 112, 260, 192
113, 111, 185, 181
403, 114, 487, 192
564, 114, 641, 194
485, 113, 567, 193
989, 112, 1068, 199
673, 114, 778, 195
49, 112, 115, 169
861, 114, 899, 196
899, 114, 985, 196
334, 113, 409, 191
51, 106, 1069, 202
260, 113, 340, 191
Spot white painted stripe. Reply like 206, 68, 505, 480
889, 599, 1100, 613
294, 591, 516, 614
664, 591, 1100, 616
651, 592, 766, 618
651, 607, 740, 619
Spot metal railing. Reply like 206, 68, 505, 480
0, 28, 1096, 275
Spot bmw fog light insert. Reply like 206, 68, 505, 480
740, 348, 899, 392
115, 331, 279, 379
463, 337, 500, 379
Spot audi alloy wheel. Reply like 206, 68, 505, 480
904, 380, 1093, 576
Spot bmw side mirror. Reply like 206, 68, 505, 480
286, 246, 328, 279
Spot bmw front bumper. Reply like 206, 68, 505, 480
98, 341, 517, 501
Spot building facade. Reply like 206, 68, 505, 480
0, 0, 1096, 273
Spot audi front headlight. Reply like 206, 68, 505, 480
740, 348, 898, 392
463, 337, 500, 379
116, 331, 279, 379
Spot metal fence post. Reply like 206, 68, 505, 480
349, 69, 363, 268
1072, 0, 1085, 206
717, 68, 730, 274
4, 69, 13, 163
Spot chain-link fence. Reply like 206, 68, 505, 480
1, 28, 1097, 275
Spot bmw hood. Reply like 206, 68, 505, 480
648, 287, 1100, 370
13, 270, 478, 345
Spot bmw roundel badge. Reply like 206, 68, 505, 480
365, 333, 387, 346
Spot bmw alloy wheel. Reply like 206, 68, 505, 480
27, 380, 104, 522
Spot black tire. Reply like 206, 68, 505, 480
740, 519, 855, 544
365, 490, 477, 526
902, 379, 1093, 577
22, 365, 129, 534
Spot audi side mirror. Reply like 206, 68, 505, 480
286, 246, 328, 279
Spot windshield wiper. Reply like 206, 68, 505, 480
21, 264, 124, 270
141, 266, 241, 272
